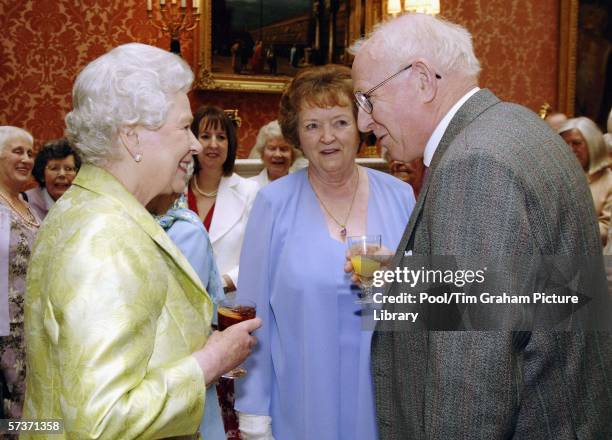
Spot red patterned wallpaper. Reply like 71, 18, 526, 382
0, 1, 559, 156
0, 1, 193, 148
443, 1, 559, 112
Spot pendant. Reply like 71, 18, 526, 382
340, 226, 347, 238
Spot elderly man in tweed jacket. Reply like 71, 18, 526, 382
351, 13, 612, 439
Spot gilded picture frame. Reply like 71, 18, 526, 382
194, 0, 378, 93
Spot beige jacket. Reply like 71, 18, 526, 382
588, 166, 612, 244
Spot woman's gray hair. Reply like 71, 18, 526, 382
350, 13, 481, 80
558, 116, 609, 175
250, 120, 300, 164
65, 43, 194, 166
0, 126, 33, 153
254, 120, 284, 155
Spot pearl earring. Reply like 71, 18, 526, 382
134, 153, 142, 163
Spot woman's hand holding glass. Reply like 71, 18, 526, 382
193, 316, 261, 386
345, 236, 393, 304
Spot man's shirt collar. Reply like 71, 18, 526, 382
423, 87, 480, 167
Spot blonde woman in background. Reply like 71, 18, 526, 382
559, 116, 612, 245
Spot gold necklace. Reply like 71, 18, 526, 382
0, 191, 40, 228
309, 167, 359, 239
192, 178, 218, 198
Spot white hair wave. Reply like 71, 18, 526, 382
65, 43, 194, 166
249, 120, 301, 164
254, 120, 284, 155
350, 13, 481, 80
0, 126, 33, 153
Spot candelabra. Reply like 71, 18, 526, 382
539, 103, 552, 119
388, 0, 440, 15
224, 109, 242, 128
146, 0, 201, 55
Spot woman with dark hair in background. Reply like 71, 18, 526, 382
188, 105, 259, 295
188, 105, 259, 438
25, 138, 81, 220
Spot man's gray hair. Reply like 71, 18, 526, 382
65, 43, 194, 166
0, 126, 33, 153
351, 13, 481, 80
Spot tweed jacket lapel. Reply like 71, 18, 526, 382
372, 89, 503, 439
388, 89, 501, 271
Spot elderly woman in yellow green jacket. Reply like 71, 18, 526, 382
22, 43, 260, 439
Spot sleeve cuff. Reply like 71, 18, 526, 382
238, 412, 274, 440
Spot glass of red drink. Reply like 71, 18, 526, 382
217, 298, 256, 378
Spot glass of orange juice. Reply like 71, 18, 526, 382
347, 235, 382, 304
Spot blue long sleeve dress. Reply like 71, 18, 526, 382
235, 168, 415, 440
157, 205, 226, 440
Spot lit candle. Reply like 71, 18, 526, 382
181, 0, 186, 6
387, 0, 401, 14
147, 0, 152, 10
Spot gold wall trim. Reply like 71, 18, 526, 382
558, 0, 578, 116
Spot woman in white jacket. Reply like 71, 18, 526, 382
188, 105, 258, 294
187, 105, 259, 438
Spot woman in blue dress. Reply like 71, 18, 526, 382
235, 65, 415, 439
147, 178, 226, 440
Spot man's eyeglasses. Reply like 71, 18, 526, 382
354, 64, 442, 114
46, 165, 77, 175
